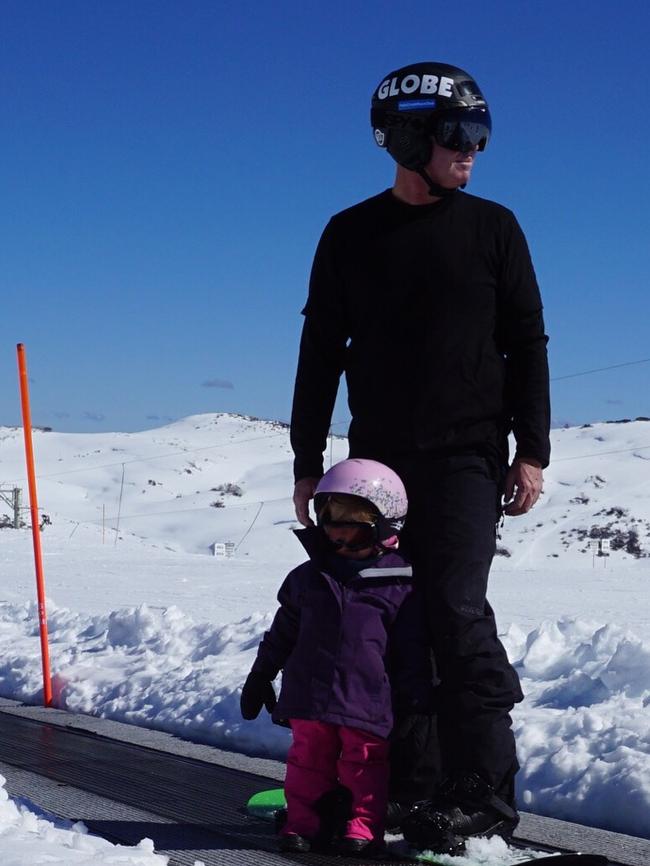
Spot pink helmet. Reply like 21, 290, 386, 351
314, 458, 408, 547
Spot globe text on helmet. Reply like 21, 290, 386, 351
376, 74, 455, 101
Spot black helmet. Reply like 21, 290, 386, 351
370, 62, 491, 176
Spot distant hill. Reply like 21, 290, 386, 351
1, 413, 649, 565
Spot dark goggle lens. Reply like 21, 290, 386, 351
433, 110, 491, 152
324, 521, 377, 552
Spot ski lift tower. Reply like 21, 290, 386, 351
0, 487, 22, 528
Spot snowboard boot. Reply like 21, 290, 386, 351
385, 800, 416, 831
401, 772, 519, 854
278, 833, 311, 853
336, 837, 387, 858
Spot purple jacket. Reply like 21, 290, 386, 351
251, 528, 433, 738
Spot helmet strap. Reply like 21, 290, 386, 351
385, 126, 463, 198
416, 167, 460, 198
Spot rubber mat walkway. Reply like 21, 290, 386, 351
0, 705, 403, 865
0, 700, 647, 866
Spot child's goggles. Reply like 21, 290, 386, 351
431, 107, 491, 153
322, 520, 378, 552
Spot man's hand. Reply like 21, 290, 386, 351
293, 476, 320, 526
503, 458, 543, 516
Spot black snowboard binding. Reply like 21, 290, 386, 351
401, 772, 519, 854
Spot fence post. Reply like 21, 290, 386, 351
16, 343, 53, 707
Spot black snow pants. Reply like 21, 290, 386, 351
387, 453, 523, 806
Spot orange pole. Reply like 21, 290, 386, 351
16, 343, 53, 707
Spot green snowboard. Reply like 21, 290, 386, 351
246, 787, 286, 820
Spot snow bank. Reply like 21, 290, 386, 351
504, 618, 650, 836
0, 599, 291, 757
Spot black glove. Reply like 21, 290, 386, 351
240, 671, 277, 720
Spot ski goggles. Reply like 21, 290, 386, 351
430, 108, 491, 153
322, 520, 378, 552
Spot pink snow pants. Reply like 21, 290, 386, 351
282, 719, 389, 842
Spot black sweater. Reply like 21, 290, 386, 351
290, 189, 550, 480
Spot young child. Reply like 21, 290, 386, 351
240, 458, 432, 855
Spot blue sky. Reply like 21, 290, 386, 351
2, 0, 649, 435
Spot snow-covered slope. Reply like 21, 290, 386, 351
0, 413, 316, 559
499, 419, 650, 568
2, 412, 650, 565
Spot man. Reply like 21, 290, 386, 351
290, 62, 550, 854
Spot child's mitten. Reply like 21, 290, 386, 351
240, 671, 277, 719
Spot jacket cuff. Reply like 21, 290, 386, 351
293, 456, 324, 484
250, 659, 279, 680
513, 448, 550, 470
